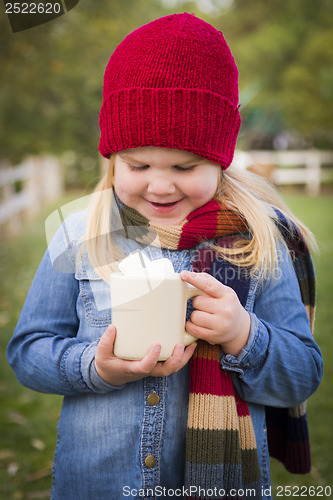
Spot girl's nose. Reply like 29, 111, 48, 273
147, 175, 176, 196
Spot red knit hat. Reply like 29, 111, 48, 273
99, 13, 241, 169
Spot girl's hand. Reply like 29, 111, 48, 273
94, 325, 197, 386
180, 270, 251, 356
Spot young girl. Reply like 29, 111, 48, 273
7, 13, 323, 500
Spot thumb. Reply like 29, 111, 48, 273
97, 324, 116, 357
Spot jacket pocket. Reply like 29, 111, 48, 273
76, 269, 111, 327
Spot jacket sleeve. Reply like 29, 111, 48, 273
6, 219, 120, 396
220, 242, 323, 408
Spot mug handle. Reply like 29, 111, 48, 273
183, 282, 206, 346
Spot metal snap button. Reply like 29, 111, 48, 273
147, 393, 160, 406
144, 455, 157, 469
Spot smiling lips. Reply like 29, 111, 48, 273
147, 199, 182, 213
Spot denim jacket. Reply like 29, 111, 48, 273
6, 212, 323, 500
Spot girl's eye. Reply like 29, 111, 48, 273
129, 164, 197, 172
174, 165, 196, 172
129, 165, 149, 171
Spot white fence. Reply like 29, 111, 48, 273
233, 150, 333, 196
0, 156, 63, 240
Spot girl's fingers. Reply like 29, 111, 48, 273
134, 344, 162, 374
180, 270, 227, 298
180, 342, 198, 365
97, 330, 196, 383
97, 325, 117, 358
151, 342, 197, 377
171, 342, 197, 369
163, 343, 186, 368
185, 320, 212, 340
192, 294, 218, 313
190, 309, 216, 329
140, 343, 184, 376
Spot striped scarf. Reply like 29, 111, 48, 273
117, 195, 315, 499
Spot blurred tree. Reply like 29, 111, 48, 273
0, 0, 169, 185
213, 0, 333, 148
280, 30, 333, 147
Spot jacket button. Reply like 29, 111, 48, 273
147, 393, 160, 406
144, 455, 156, 469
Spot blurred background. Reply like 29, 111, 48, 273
0, 0, 332, 498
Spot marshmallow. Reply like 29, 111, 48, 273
118, 250, 151, 276
147, 258, 175, 277
111, 251, 176, 307
118, 250, 175, 279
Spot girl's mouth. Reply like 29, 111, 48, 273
147, 199, 182, 213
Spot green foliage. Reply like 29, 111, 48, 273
0, 0, 170, 182
212, 0, 333, 148
280, 31, 333, 143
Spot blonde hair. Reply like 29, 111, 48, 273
84, 154, 316, 283
212, 166, 317, 278
84, 156, 123, 282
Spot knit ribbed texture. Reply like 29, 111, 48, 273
116, 195, 315, 497
99, 13, 241, 169
186, 245, 261, 499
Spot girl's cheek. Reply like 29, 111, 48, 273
117, 182, 146, 206
115, 173, 141, 194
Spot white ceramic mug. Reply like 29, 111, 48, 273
110, 272, 204, 360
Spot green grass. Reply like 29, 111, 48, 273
268, 192, 333, 497
1, 191, 332, 499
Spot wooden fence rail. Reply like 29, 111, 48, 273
0, 156, 63, 240
233, 150, 333, 196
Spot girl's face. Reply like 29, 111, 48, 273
113, 147, 220, 226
